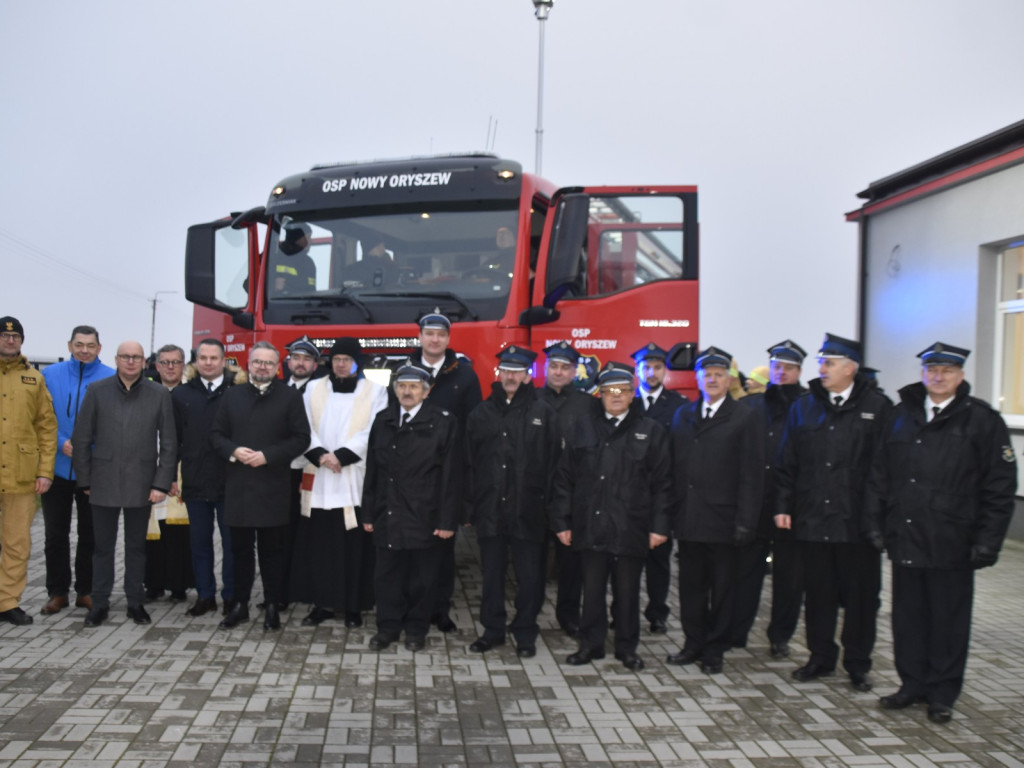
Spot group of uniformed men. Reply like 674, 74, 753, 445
0, 312, 1017, 726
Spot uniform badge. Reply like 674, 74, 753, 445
1002, 445, 1016, 463
861, 413, 875, 420
21, 376, 36, 385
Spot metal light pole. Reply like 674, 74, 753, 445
150, 290, 177, 356
532, 0, 555, 176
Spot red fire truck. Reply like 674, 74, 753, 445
184, 153, 699, 393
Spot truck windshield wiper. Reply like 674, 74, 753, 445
362, 291, 479, 321
292, 289, 374, 322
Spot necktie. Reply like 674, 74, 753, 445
207, 381, 214, 392
609, 417, 619, 428
401, 412, 411, 427
704, 406, 712, 421
834, 395, 843, 408
931, 405, 941, 421
647, 395, 655, 410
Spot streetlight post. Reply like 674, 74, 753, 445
532, 0, 555, 176
150, 290, 177, 356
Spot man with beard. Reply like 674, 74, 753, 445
465, 345, 560, 658
729, 339, 808, 658
361, 362, 461, 652
211, 342, 310, 630
866, 343, 1016, 723
291, 337, 387, 628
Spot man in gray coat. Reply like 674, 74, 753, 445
72, 340, 176, 628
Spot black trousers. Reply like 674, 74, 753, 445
579, 549, 644, 656
728, 537, 770, 648
891, 564, 974, 707
431, 532, 456, 618
555, 538, 583, 630
767, 533, 803, 645
376, 544, 442, 641
91, 505, 149, 610
677, 540, 738, 662
230, 525, 286, 606
643, 537, 673, 624
476, 534, 545, 646
801, 541, 881, 674
41, 476, 95, 597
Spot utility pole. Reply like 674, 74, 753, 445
532, 0, 555, 175
150, 291, 177, 356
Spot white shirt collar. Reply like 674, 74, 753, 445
640, 384, 664, 407
703, 396, 726, 419
925, 394, 955, 417
402, 403, 423, 422
203, 374, 225, 390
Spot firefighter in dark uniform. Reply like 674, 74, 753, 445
729, 339, 808, 658
775, 333, 891, 693
536, 341, 593, 638
465, 345, 560, 658
406, 311, 482, 633
866, 343, 1016, 724
272, 223, 317, 296
631, 342, 688, 634
361, 362, 462, 652
552, 362, 672, 672
667, 346, 764, 674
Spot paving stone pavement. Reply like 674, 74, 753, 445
1, 514, 1022, 767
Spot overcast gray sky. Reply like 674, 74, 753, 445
2, 0, 1022, 384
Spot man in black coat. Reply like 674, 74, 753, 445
537, 341, 593, 638
865, 343, 1017, 724
552, 362, 672, 672
361, 362, 462, 652
729, 339, 807, 658
667, 346, 764, 674
775, 333, 891, 693
631, 342, 689, 634
210, 341, 311, 631
172, 338, 245, 618
465, 346, 560, 657
406, 310, 482, 633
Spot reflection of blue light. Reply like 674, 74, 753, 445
1008, 239, 1024, 249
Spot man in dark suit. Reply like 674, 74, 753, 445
667, 346, 764, 674
631, 342, 688, 634
210, 341, 311, 631
866, 343, 1016, 723
775, 333, 891, 693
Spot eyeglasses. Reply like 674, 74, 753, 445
0, 332, 22, 341
157, 360, 184, 367
116, 354, 145, 362
250, 359, 278, 368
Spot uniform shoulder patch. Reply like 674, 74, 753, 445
1002, 445, 1016, 463
531, 417, 543, 426
634, 432, 648, 440
21, 375, 37, 385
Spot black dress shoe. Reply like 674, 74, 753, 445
517, 645, 536, 658
186, 597, 218, 617
126, 606, 151, 625
344, 612, 363, 628
880, 691, 922, 709
927, 704, 953, 724
649, 618, 668, 634
666, 648, 701, 666
849, 672, 872, 692
792, 662, 834, 682
368, 633, 396, 651
615, 652, 645, 671
301, 607, 335, 626
263, 603, 281, 630
404, 637, 425, 652
0, 607, 33, 626
84, 606, 109, 628
433, 614, 457, 633
700, 658, 723, 674
769, 642, 790, 659
219, 603, 250, 629
566, 647, 606, 665
469, 637, 505, 653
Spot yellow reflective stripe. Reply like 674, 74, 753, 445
276, 265, 299, 276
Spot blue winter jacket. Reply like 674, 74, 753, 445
42, 357, 115, 480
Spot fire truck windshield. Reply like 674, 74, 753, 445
265, 207, 520, 324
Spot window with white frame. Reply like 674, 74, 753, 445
997, 243, 1024, 423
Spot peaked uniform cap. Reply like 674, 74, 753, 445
695, 346, 732, 370
817, 333, 863, 364
918, 342, 970, 367
767, 339, 806, 364
544, 340, 579, 365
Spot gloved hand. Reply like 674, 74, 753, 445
734, 526, 755, 547
866, 531, 885, 553
970, 545, 998, 569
